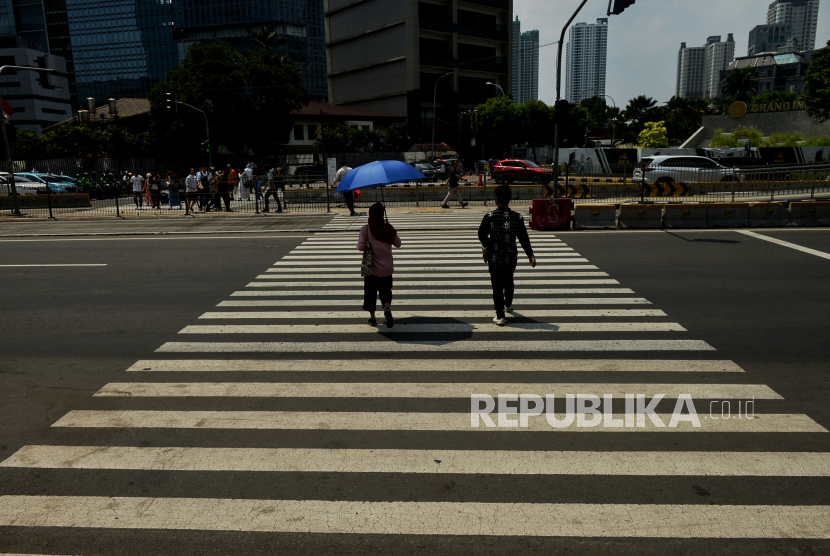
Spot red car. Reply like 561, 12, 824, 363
491, 159, 555, 185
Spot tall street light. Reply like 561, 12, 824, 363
599, 94, 617, 147
486, 82, 505, 96
431, 72, 452, 162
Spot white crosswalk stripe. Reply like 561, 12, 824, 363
3, 225, 828, 545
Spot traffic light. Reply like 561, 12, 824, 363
608, 0, 635, 15
166, 92, 172, 110
554, 99, 569, 125
200, 141, 206, 155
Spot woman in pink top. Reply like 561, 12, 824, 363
357, 202, 402, 327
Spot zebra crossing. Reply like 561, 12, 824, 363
1, 230, 829, 547
323, 211, 487, 231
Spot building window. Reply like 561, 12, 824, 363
41, 107, 68, 115
293, 124, 304, 141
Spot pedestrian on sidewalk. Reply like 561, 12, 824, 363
478, 184, 536, 326
130, 170, 144, 209
262, 164, 282, 213
148, 170, 162, 209
143, 173, 152, 206
237, 169, 249, 201
441, 160, 469, 209
216, 165, 234, 211
185, 168, 199, 213
357, 202, 401, 328
166, 170, 181, 210
332, 161, 357, 216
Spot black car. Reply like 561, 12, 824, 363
714, 157, 768, 168
293, 165, 328, 179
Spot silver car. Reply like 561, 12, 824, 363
633, 156, 741, 185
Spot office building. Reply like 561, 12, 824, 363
565, 18, 607, 104
767, 0, 820, 51
721, 39, 820, 94
324, 0, 512, 141
675, 35, 735, 99
511, 17, 538, 104
0, 43, 71, 132
748, 23, 794, 55
172, 0, 328, 101
64, 0, 177, 103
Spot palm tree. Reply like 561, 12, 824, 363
623, 95, 658, 134
250, 23, 287, 51
721, 67, 759, 102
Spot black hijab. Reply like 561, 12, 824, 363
368, 202, 397, 244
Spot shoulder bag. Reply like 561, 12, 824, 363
361, 236, 374, 277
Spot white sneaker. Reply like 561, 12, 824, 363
493, 317, 506, 326
505, 306, 513, 316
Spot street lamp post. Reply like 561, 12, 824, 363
431, 72, 452, 163
486, 82, 505, 97
1, 65, 56, 216
599, 94, 617, 147
170, 97, 212, 168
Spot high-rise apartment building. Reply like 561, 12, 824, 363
565, 18, 607, 104
767, 0, 820, 50
511, 17, 537, 104
748, 23, 794, 55
675, 34, 735, 99
172, 0, 328, 101
324, 0, 512, 141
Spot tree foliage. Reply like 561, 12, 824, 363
516, 100, 554, 161
470, 96, 520, 157
147, 39, 309, 156
748, 90, 799, 107
638, 121, 669, 148
802, 40, 830, 123
11, 125, 155, 159
314, 125, 411, 153
721, 67, 760, 102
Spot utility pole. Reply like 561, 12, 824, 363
1, 65, 56, 216
168, 93, 212, 168
431, 72, 452, 163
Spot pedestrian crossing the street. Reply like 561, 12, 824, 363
1, 230, 829, 548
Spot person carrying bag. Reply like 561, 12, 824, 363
356, 202, 401, 328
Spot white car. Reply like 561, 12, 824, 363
0, 174, 42, 196
633, 156, 741, 185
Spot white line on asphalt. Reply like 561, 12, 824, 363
217, 298, 652, 307
93, 382, 777, 399
265, 265, 599, 272
126, 359, 744, 373
230, 288, 637, 296
5, 446, 821, 476
0, 235, 316, 242
51, 411, 822, 432
272, 259, 591, 265
246, 279, 620, 287
3, 495, 828, 537
283, 253, 584, 259
179, 323, 686, 334
2, 496, 829, 537
257, 272, 608, 279
198, 309, 667, 319
737, 230, 830, 261
291, 248, 574, 254
0, 264, 107, 267
156, 340, 713, 353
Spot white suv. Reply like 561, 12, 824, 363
633, 156, 740, 184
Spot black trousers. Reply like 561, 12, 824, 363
489, 262, 517, 319
363, 275, 393, 313
150, 190, 160, 208
216, 191, 231, 210
343, 191, 355, 214
264, 188, 282, 211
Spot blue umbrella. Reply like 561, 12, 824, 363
334, 160, 426, 194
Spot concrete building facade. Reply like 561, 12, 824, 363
748, 23, 794, 56
511, 17, 537, 105
767, 0, 820, 51
0, 44, 71, 133
721, 40, 819, 95
675, 35, 735, 99
324, 0, 512, 142
565, 18, 607, 104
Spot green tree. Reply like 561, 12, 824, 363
10, 129, 45, 159
623, 95, 658, 135
516, 99, 554, 163
663, 96, 710, 145
721, 67, 759, 102
638, 121, 669, 148
470, 96, 519, 157
748, 90, 799, 107
802, 40, 830, 123
148, 40, 308, 156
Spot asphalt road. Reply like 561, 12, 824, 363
0, 226, 829, 555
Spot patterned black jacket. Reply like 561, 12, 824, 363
478, 207, 534, 267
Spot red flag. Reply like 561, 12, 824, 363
1, 96, 13, 117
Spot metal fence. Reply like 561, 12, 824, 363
2, 161, 829, 219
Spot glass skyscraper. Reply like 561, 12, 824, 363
65, 0, 177, 102
172, 0, 327, 100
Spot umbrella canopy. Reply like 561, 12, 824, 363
334, 160, 426, 193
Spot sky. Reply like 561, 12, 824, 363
514, 0, 830, 108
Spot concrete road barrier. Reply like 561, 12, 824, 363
663, 203, 707, 229
0, 193, 91, 210
749, 202, 790, 227
574, 204, 617, 230
707, 203, 749, 228
619, 204, 663, 229
790, 201, 830, 227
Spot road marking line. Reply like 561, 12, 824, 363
246, 279, 620, 287
257, 272, 608, 279
0, 264, 107, 267
273, 259, 591, 265
230, 288, 638, 297
737, 230, 830, 261
179, 323, 686, 334
94, 382, 778, 399
199, 309, 667, 319
4, 446, 823, 476
126, 359, 744, 373
217, 298, 652, 307
265, 265, 600, 272
157, 340, 713, 353
283, 254, 584, 259
291, 248, 575, 254
52, 411, 823, 432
